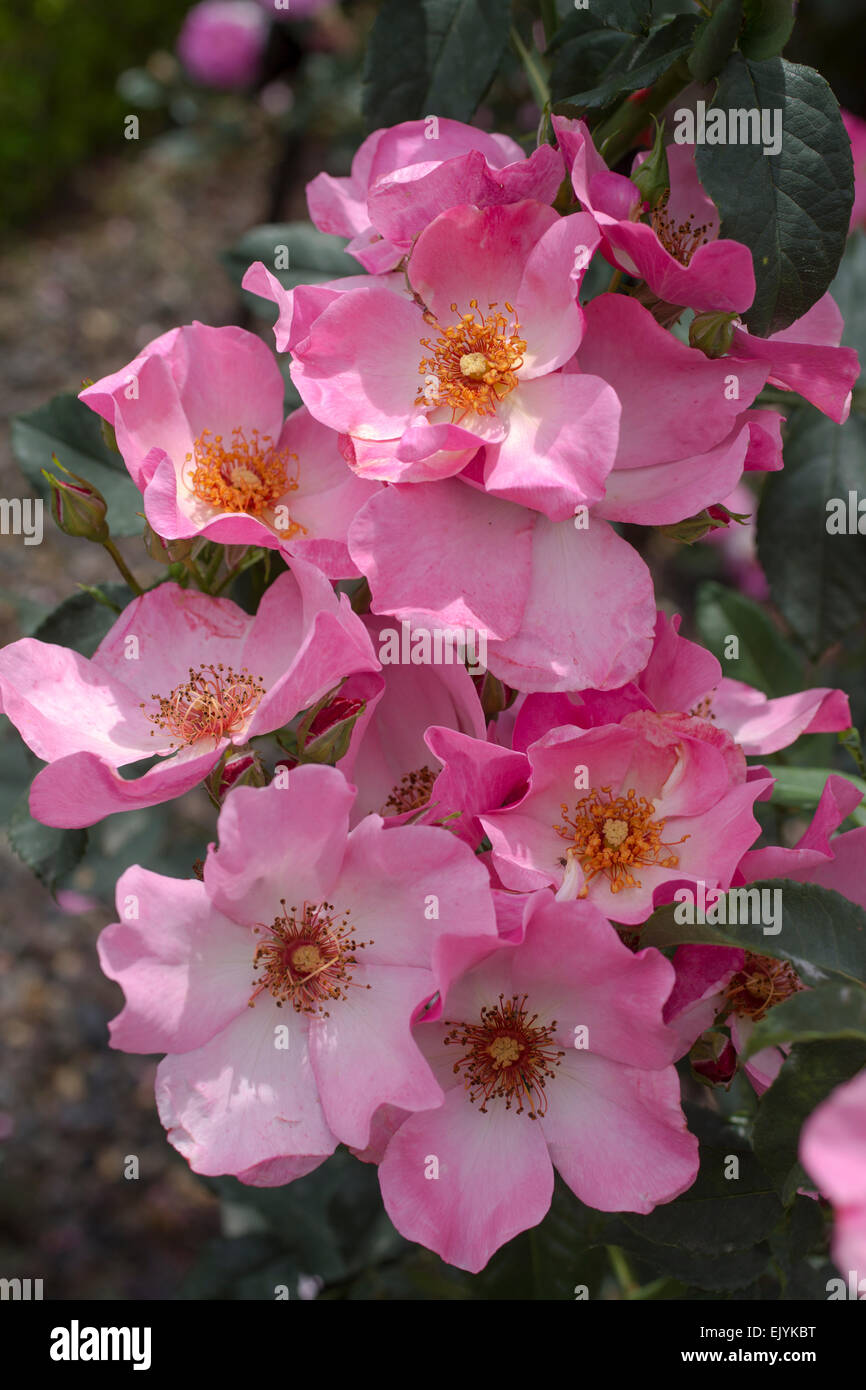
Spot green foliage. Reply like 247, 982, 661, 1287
641, 881, 866, 988
362, 0, 512, 130
695, 580, 802, 697
0, 0, 182, 233
695, 57, 853, 336
11, 394, 143, 539
757, 408, 866, 656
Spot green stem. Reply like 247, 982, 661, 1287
607, 268, 623, 294
539, 0, 558, 47
101, 538, 144, 596
510, 25, 550, 112
594, 58, 691, 168
606, 1244, 639, 1298
201, 543, 223, 591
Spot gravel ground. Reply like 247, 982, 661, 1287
0, 120, 309, 1299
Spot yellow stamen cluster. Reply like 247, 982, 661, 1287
417, 300, 526, 419
184, 426, 305, 536
443, 993, 564, 1118
725, 952, 803, 1022
142, 663, 264, 748
554, 785, 689, 895
651, 192, 710, 266
248, 899, 372, 1016
383, 765, 437, 816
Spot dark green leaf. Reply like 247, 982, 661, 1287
757, 407, 866, 655
743, 980, 866, 1057
7, 792, 87, 895
32, 584, 132, 658
689, 0, 743, 85
223, 222, 360, 320
361, 0, 511, 130
11, 394, 143, 538
752, 1038, 866, 1191
695, 579, 802, 697
609, 1221, 773, 1290
740, 0, 796, 61
621, 1144, 782, 1254
641, 881, 866, 988
556, 15, 697, 109
696, 56, 853, 336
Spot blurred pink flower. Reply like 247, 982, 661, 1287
177, 1, 268, 89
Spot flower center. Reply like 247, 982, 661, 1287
248, 900, 372, 1016
724, 952, 803, 1022
689, 694, 716, 720
650, 192, 710, 266
142, 663, 264, 748
416, 300, 526, 419
554, 785, 689, 895
443, 993, 564, 1118
383, 765, 437, 816
184, 426, 305, 534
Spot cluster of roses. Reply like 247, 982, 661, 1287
2, 116, 864, 1276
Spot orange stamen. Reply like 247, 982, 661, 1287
554, 785, 689, 895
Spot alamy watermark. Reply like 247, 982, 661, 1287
0, 497, 42, 545
672, 882, 783, 936
378, 620, 487, 677
673, 101, 782, 157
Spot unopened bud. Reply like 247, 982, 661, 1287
690, 1029, 737, 1087
298, 695, 366, 766
689, 310, 738, 359
631, 117, 670, 211
42, 457, 109, 542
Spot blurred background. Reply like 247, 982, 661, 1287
0, 0, 864, 1299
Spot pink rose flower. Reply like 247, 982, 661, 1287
337, 615, 487, 823
177, 1, 268, 90
0, 565, 378, 827
553, 116, 756, 314
435, 707, 767, 925
307, 118, 564, 273
98, 765, 498, 1181
801, 1068, 866, 1285
727, 293, 859, 425
510, 611, 850, 758
80, 322, 379, 577
377, 891, 698, 1272
664, 943, 803, 1095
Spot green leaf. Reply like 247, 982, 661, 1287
739, 0, 796, 61
762, 765, 866, 828
757, 408, 866, 656
688, 0, 743, 85
641, 881, 866, 988
695, 580, 802, 697
752, 1038, 866, 1191
7, 792, 87, 895
621, 1144, 782, 1254
361, 0, 511, 130
696, 56, 853, 337
10, 394, 143, 538
32, 584, 132, 658
222, 222, 360, 319
742, 980, 866, 1057
556, 15, 697, 110
609, 1222, 773, 1291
